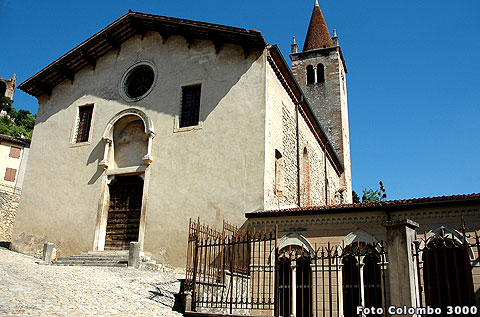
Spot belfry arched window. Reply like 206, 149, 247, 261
306, 65, 315, 85
317, 63, 325, 83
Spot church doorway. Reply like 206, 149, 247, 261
104, 175, 144, 250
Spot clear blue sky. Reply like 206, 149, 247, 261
1, 0, 479, 200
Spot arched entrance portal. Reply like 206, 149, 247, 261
105, 175, 144, 250
94, 108, 155, 252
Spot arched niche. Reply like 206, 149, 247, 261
99, 108, 155, 169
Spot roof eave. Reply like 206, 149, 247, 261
18, 11, 267, 98
246, 196, 480, 218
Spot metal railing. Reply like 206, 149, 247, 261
185, 218, 388, 316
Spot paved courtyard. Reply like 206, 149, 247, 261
0, 247, 184, 316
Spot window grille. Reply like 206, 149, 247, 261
9, 146, 21, 159
180, 85, 201, 128
4, 167, 16, 182
75, 105, 94, 143
124, 65, 155, 99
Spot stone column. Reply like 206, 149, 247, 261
42, 242, 54, 264
98, 137, 112, 169
128, 241, 140, 268
290, 260, 296, 317
143, 132, 155, 165
384, 219, 419, 315
358, 259, 365, 309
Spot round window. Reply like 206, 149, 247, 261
123, 65, 155, 99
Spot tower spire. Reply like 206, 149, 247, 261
303, 0, 333, 51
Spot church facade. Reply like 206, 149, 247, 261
12, 8, 351, 266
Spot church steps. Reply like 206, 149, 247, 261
54, 251, 129, 267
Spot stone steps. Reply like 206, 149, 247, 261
54, 251, 129, 267
54, 261, 128, 267
52, 250, 169, 270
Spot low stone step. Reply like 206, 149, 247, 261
56, 257, 127, 263
82, 250, 129, 256
55, 258, 127, 263
67, 255, 128, 260
53, 250, 130, 267
54, 261, 128, 267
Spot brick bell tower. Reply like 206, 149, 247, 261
290, 0, 352, 203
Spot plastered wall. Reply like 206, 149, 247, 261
12, 32, 267, 266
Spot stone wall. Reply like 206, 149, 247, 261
0, 191, 20, 244
299, 131, 325, 206
290, 47, 352, 203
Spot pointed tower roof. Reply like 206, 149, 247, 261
303, 0, 333, 51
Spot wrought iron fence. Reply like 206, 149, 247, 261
185, 218, 388, 316
185, 218, 276, 315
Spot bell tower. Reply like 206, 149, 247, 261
290, 0, 352, 202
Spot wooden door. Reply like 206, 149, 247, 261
105, 175, 143, 250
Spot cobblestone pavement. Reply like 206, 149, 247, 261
0, 248, 184, 316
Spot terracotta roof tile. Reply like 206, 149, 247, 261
0, 134, 31, 147
248, 193, 480, 217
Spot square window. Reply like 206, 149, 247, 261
9, 146, 21, 159
4, 167, 16, 182
75, 105, 94, 143
180, 85, 201, 128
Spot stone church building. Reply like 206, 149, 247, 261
12, 3, 351, 266
10, 1, 480, 314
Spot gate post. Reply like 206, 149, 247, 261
384, 219, 419, 315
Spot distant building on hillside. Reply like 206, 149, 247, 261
0, 134, 30, 193
0, 74, 16, 100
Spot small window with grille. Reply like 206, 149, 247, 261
9, 146, 21, 159
75, 105, 94, 143
180, 85, 201, 128
4, 167, 16, 182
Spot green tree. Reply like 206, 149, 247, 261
0, 97, 13, 114
352, 190, 360, 203
14, 109, 35, 131
360, 181, 388, 202
0, 97, 35, 139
